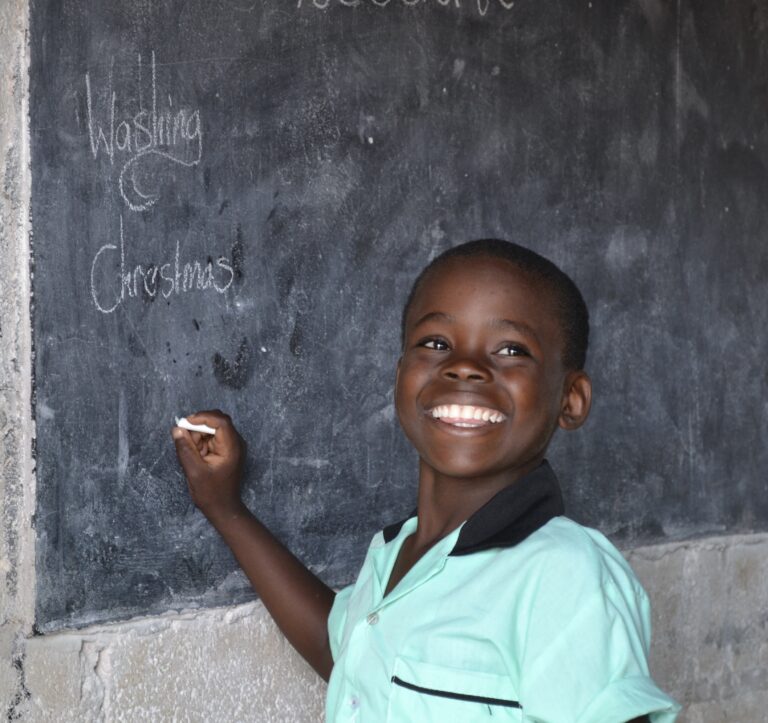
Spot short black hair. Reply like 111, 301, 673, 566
401, 239, 590, 371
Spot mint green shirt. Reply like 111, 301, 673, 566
326, 512, 680, 722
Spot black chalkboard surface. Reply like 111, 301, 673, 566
31, 0, 768, 631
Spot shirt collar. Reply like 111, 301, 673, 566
382, 460, 565, 556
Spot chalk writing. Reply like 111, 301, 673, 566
90, 216, 235, 314
296, 0, 516, 15
85, 52, 203, 211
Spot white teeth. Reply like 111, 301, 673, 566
429, 404, 506, 423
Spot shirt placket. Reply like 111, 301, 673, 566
338, 527, 458, 721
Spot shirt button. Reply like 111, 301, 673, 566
366, 612, 379, 625
349, 695, 360, 710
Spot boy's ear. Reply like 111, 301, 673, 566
558, 370, 592, 431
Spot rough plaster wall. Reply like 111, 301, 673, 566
4, 534, 766, 722
22, 602, 326, 722
629, 534, 768, 722
0, 0, 35, 718
1, 0, 768, 719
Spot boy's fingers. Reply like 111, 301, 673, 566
173, 409, 244, 478
172, 427, 205, 470
184, 410, 242, 454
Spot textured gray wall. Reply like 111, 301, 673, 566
1, 0, 35, 716
2, 1, 767, 719
629, 536, 768, 721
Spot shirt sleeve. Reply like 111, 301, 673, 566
518, 536, 680, 723
327, 583, 355, 662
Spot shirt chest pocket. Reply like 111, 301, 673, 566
386, 657, 523, 723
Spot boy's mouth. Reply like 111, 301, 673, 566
429, 404, 507, 427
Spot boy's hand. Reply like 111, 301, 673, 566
172, 410, 246, 522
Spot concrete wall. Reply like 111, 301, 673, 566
2, 1, 767, 719
1, 0, 35, 716
627, 536, 768, 722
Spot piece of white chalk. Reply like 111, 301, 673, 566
175, 417, 217, 435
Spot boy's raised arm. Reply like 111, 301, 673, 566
172, 410, 335, 681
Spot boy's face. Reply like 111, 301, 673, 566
396, 256, 590, 484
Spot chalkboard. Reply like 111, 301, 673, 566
30, 0, 768, 632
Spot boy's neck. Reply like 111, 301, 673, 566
411, 456, 544, 552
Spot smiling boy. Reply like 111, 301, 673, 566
173, 239, 680, 722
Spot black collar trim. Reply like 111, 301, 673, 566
382, 461, 565, 556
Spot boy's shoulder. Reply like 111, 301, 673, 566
516, 516, 647, 597
530, 515, 621, 554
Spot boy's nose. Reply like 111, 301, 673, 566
441, 356, 492, 383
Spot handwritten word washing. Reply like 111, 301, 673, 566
85, 52, 203, 212
296, 0, 516, 14
90, 217, 234, 314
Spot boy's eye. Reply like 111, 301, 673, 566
420, 338, 449, 351
497, 343, 529, 357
